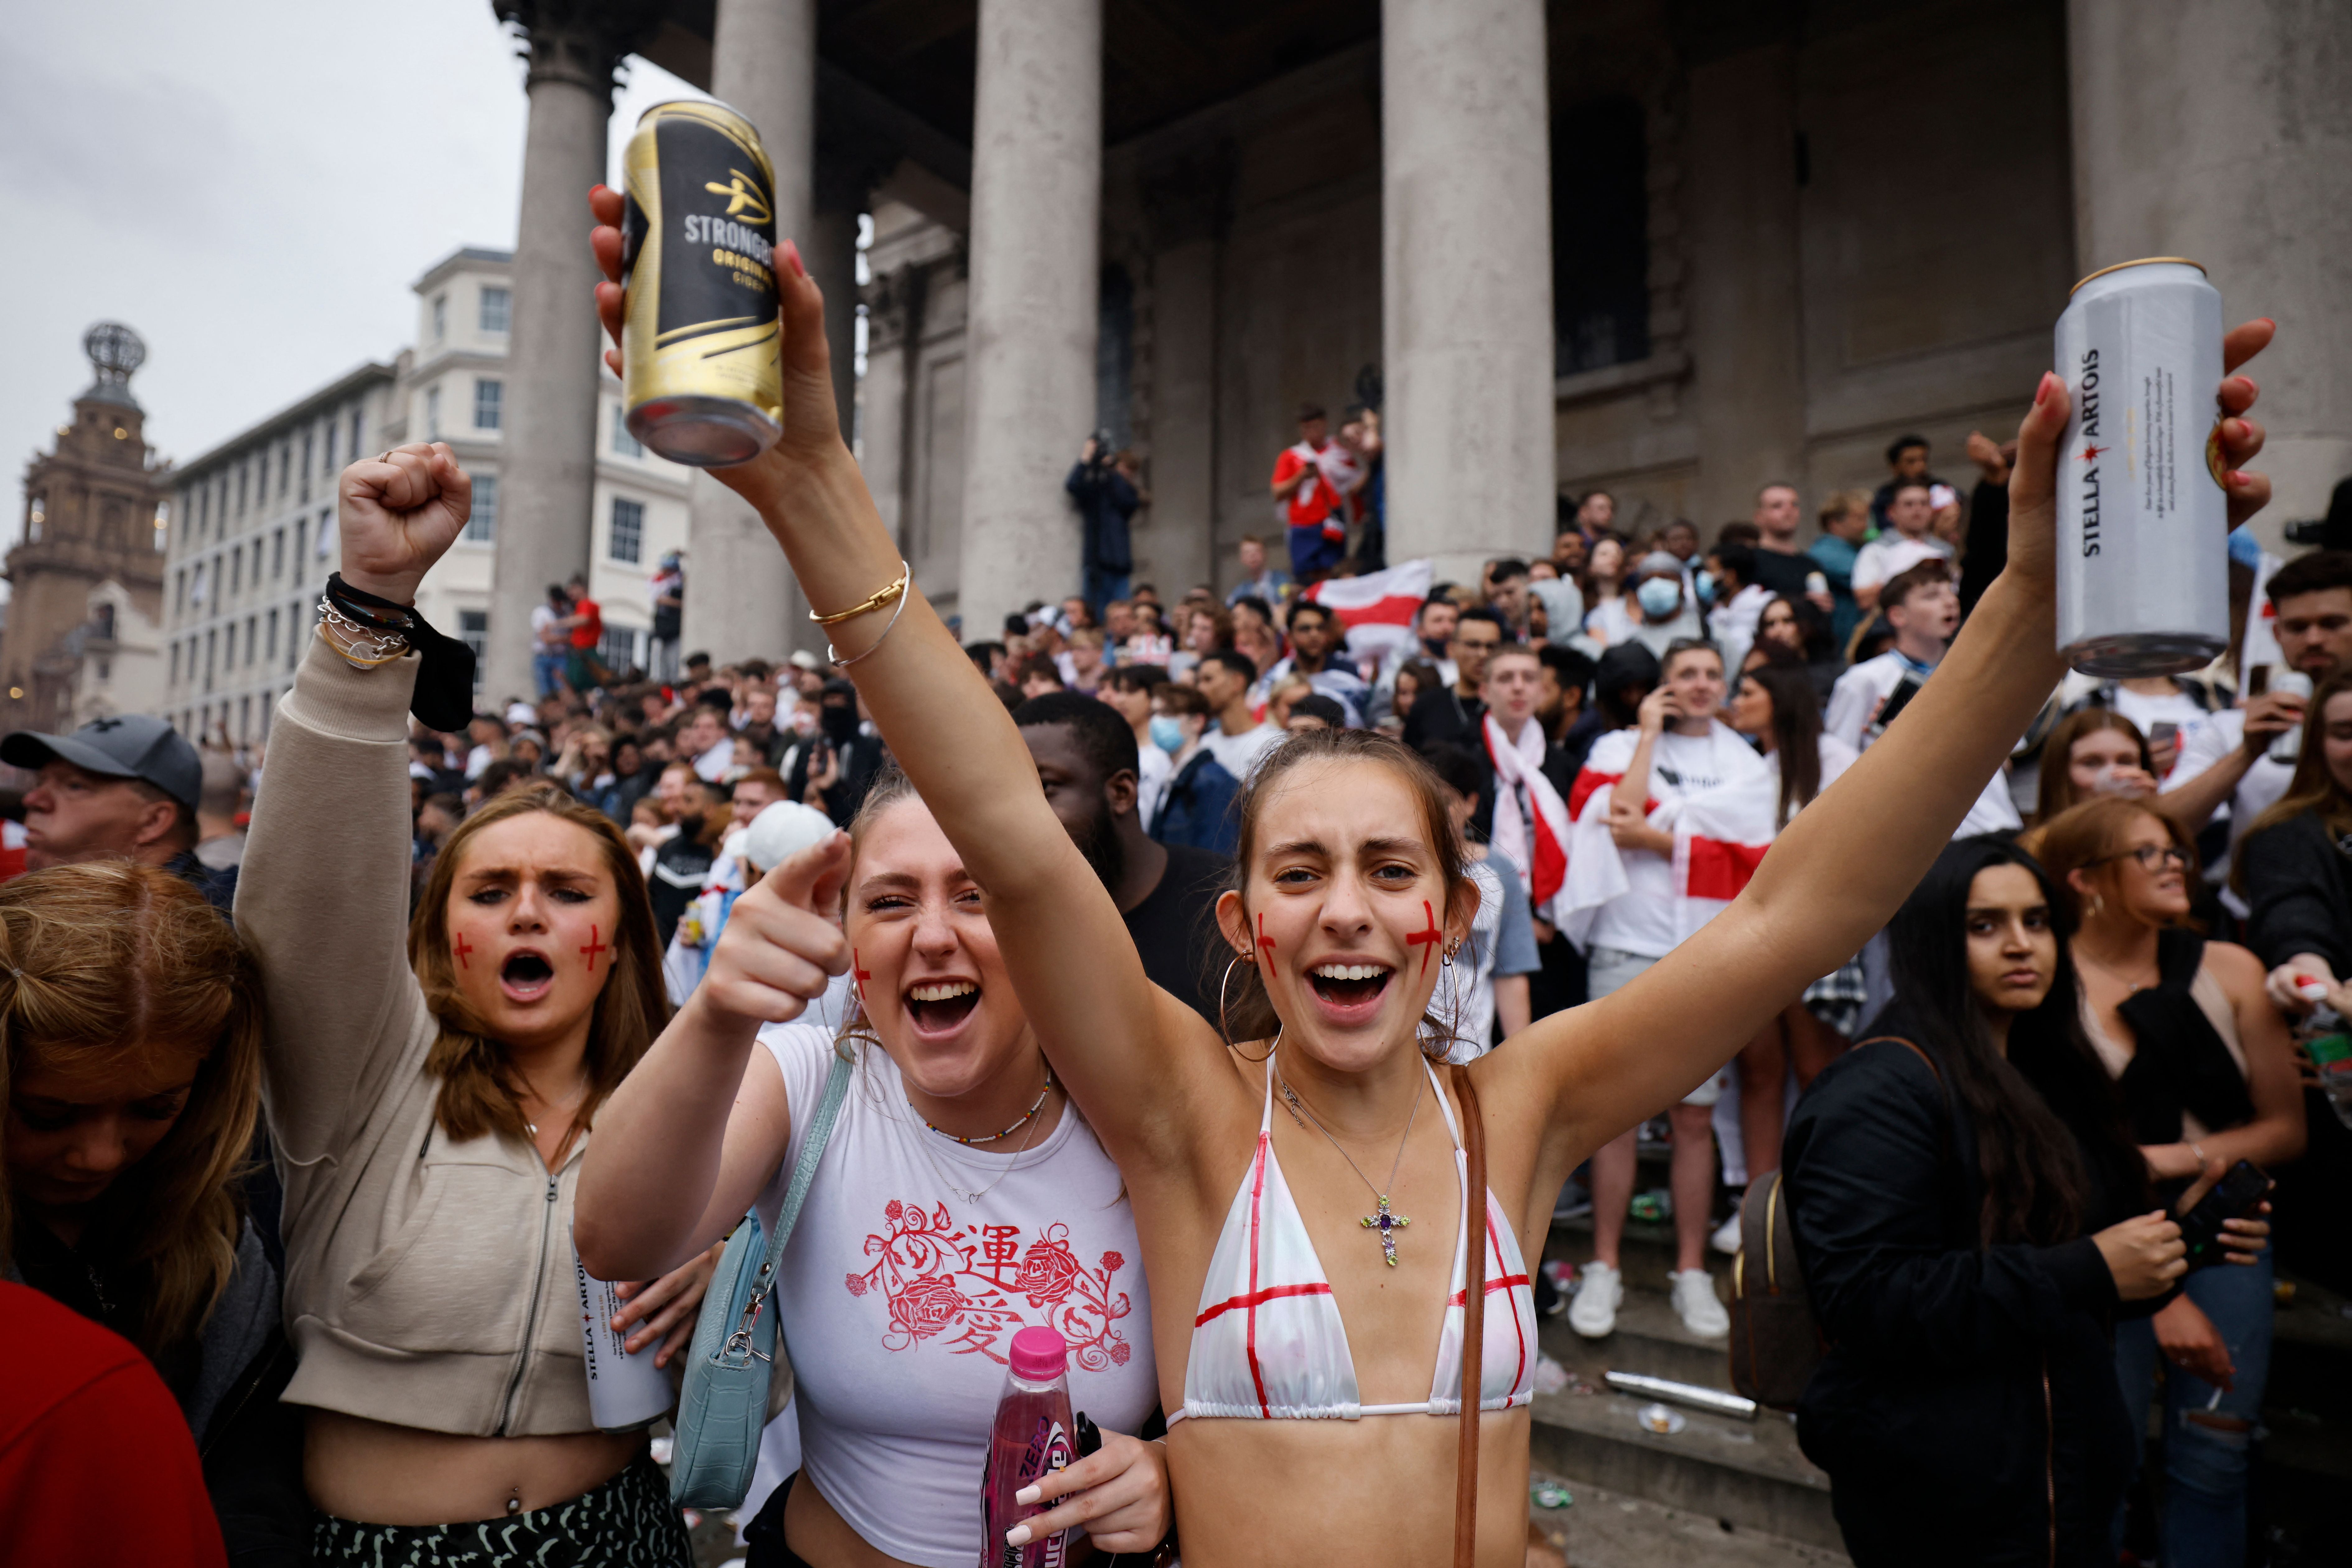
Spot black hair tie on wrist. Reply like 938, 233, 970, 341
326, 573, 478, 731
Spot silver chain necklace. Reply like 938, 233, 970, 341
1276, 1051, 1425, 1267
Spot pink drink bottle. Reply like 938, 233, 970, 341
979, 1326, 1076, 1568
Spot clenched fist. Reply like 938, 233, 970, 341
337, 441, 472, 605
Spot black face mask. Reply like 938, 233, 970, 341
1422, 632, 1449, 659
821, 704, 858, 744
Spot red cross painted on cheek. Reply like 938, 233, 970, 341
852, 947, 872, 1002
453, 932, 473, 970
1256, 913, 1276, 964
580, 924, 610, 974
1407, 900, 1442, 976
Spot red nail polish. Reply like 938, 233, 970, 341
2034, 372, 2055, 407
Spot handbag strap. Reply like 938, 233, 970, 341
1451, 1062, 1487, 1568
731, 1047, 854, 1348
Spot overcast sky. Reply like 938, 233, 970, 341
0, 0, 713, 570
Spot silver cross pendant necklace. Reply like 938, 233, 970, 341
1278, 1054, 1425, 1267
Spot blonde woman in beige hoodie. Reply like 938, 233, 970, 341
238, 443, 715, 1563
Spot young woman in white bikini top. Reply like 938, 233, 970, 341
578, 193, 2281, 1564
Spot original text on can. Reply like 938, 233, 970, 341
621, 99, 783, 467
2053, 258, 2229, 677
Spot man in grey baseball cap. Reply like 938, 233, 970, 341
1, 713, 233, 909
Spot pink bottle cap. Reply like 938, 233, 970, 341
1008, 1326, 1068, 1380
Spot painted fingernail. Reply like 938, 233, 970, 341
1005, 1525, 1033, 1548
2230, 471, 2251, 487
1015, 1485, 1042, 1506
783, 240, 807, 280
2034, 372, 2056, 407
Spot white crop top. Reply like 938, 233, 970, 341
756, 1024, 1158, 1568
1172, 1052, 1537, 1423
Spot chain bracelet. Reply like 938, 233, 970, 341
317, 597, 411, 666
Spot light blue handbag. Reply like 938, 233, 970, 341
669, 1047, 853, 1508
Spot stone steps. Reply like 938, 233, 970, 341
1532, 1216, 1845, 1552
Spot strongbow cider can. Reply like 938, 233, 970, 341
2053, 259, 2229, 676
621, 100, 783, 466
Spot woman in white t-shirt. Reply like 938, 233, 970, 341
1420, 743, 1542, 1058
1580, 536, 1633, 646
577, 768, 1170, 1568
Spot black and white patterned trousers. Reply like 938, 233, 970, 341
313, 1453, 693, 1566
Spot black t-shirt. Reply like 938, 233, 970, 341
1124, 842, 1231, 1029
1748, 546, 1817, 600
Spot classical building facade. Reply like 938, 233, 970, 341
482, 0, 2350, 683
2, 324, 172, 738
159, 363, 395, 746
395, 247, 692, 703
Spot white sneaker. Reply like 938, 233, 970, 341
1710, 1212, 1743, 1257
1671, 1269, 1730, 1338
1568, 1262, 1622, 1339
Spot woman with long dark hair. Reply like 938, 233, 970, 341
1751, 594, 1842, 703
2026, 798, 2302, 1566
1782, 837, 2264, 1565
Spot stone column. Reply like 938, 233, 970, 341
1143, 240, 1217, 600
2068, 0, 2352, 554
1685, 45, 1807, 531
957, 0, 1101, 638
1380, 0, 1553, 585
683, 0, 819, 667
859, 264, 923, 550
488, 8, 631, 703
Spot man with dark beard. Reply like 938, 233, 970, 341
1015, 692, 1228, 1025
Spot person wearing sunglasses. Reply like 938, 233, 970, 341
2022, 798, 2304, 1566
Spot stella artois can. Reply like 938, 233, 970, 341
620, 100, 783, 466
2053, 258, 2230, 677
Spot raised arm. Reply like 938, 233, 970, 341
586, 191, 1234, 1177
1508, 329, 2277, 1169
236, 445, 468, 1164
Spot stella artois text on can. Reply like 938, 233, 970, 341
2052, 258, 2230, 677
619, 100, 784, 467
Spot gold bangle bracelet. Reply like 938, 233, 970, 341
809, 562, 910, 627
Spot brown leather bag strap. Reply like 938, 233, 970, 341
1452, 1062, 1487, 1568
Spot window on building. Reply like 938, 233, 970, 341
231, 546, 242, 595
1096, 264, 1134, 450
611, 406, 644, 458
239, 695, 250, 742
272, 527, 285, 578
293, 519, 308, 573
425, 387, 441, 439
204, 629, 216, 689
459, 610, 489, 692
245, 615, 257, 665
301, 430, 314, 499
323, 418, 336, 472
236, 464, 247, 513
94, 604, 114, 642
288, 599, 303, 670
599, 624, 639, 675
174, 569, 185, 615
348, 409, 363, 462
432, 293, 447, 341
1552, 96, 1651, 376
261, 692, 273, 740
480, 286, 511, 334
318, 507, 332, 560
266, 607, 278, 660
465, 474, 498, 543
170, 642, 180, 686
474, 379, 503, 432
609, 497, 644, 564
279, 442, 291, 496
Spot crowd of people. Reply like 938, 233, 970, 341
0, 196, 2336, 1568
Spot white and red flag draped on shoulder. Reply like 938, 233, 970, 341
1483, 714, 1571, 924
1302, 558, 1433, 663
1556, 725, 1778, 950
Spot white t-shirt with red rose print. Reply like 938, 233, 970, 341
756, 1022, 1158, 1568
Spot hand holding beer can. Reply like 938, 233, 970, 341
2052, 259, 2230, 677
575, 1232, 675, 1432
620, 100, 785, 467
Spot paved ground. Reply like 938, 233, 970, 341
1528, 1469, 1852, 1568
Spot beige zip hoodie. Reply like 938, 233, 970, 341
238, 638, 595, 1435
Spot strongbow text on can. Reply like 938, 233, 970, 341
620, 99, 784, 467
2053, 258, 2229, 677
